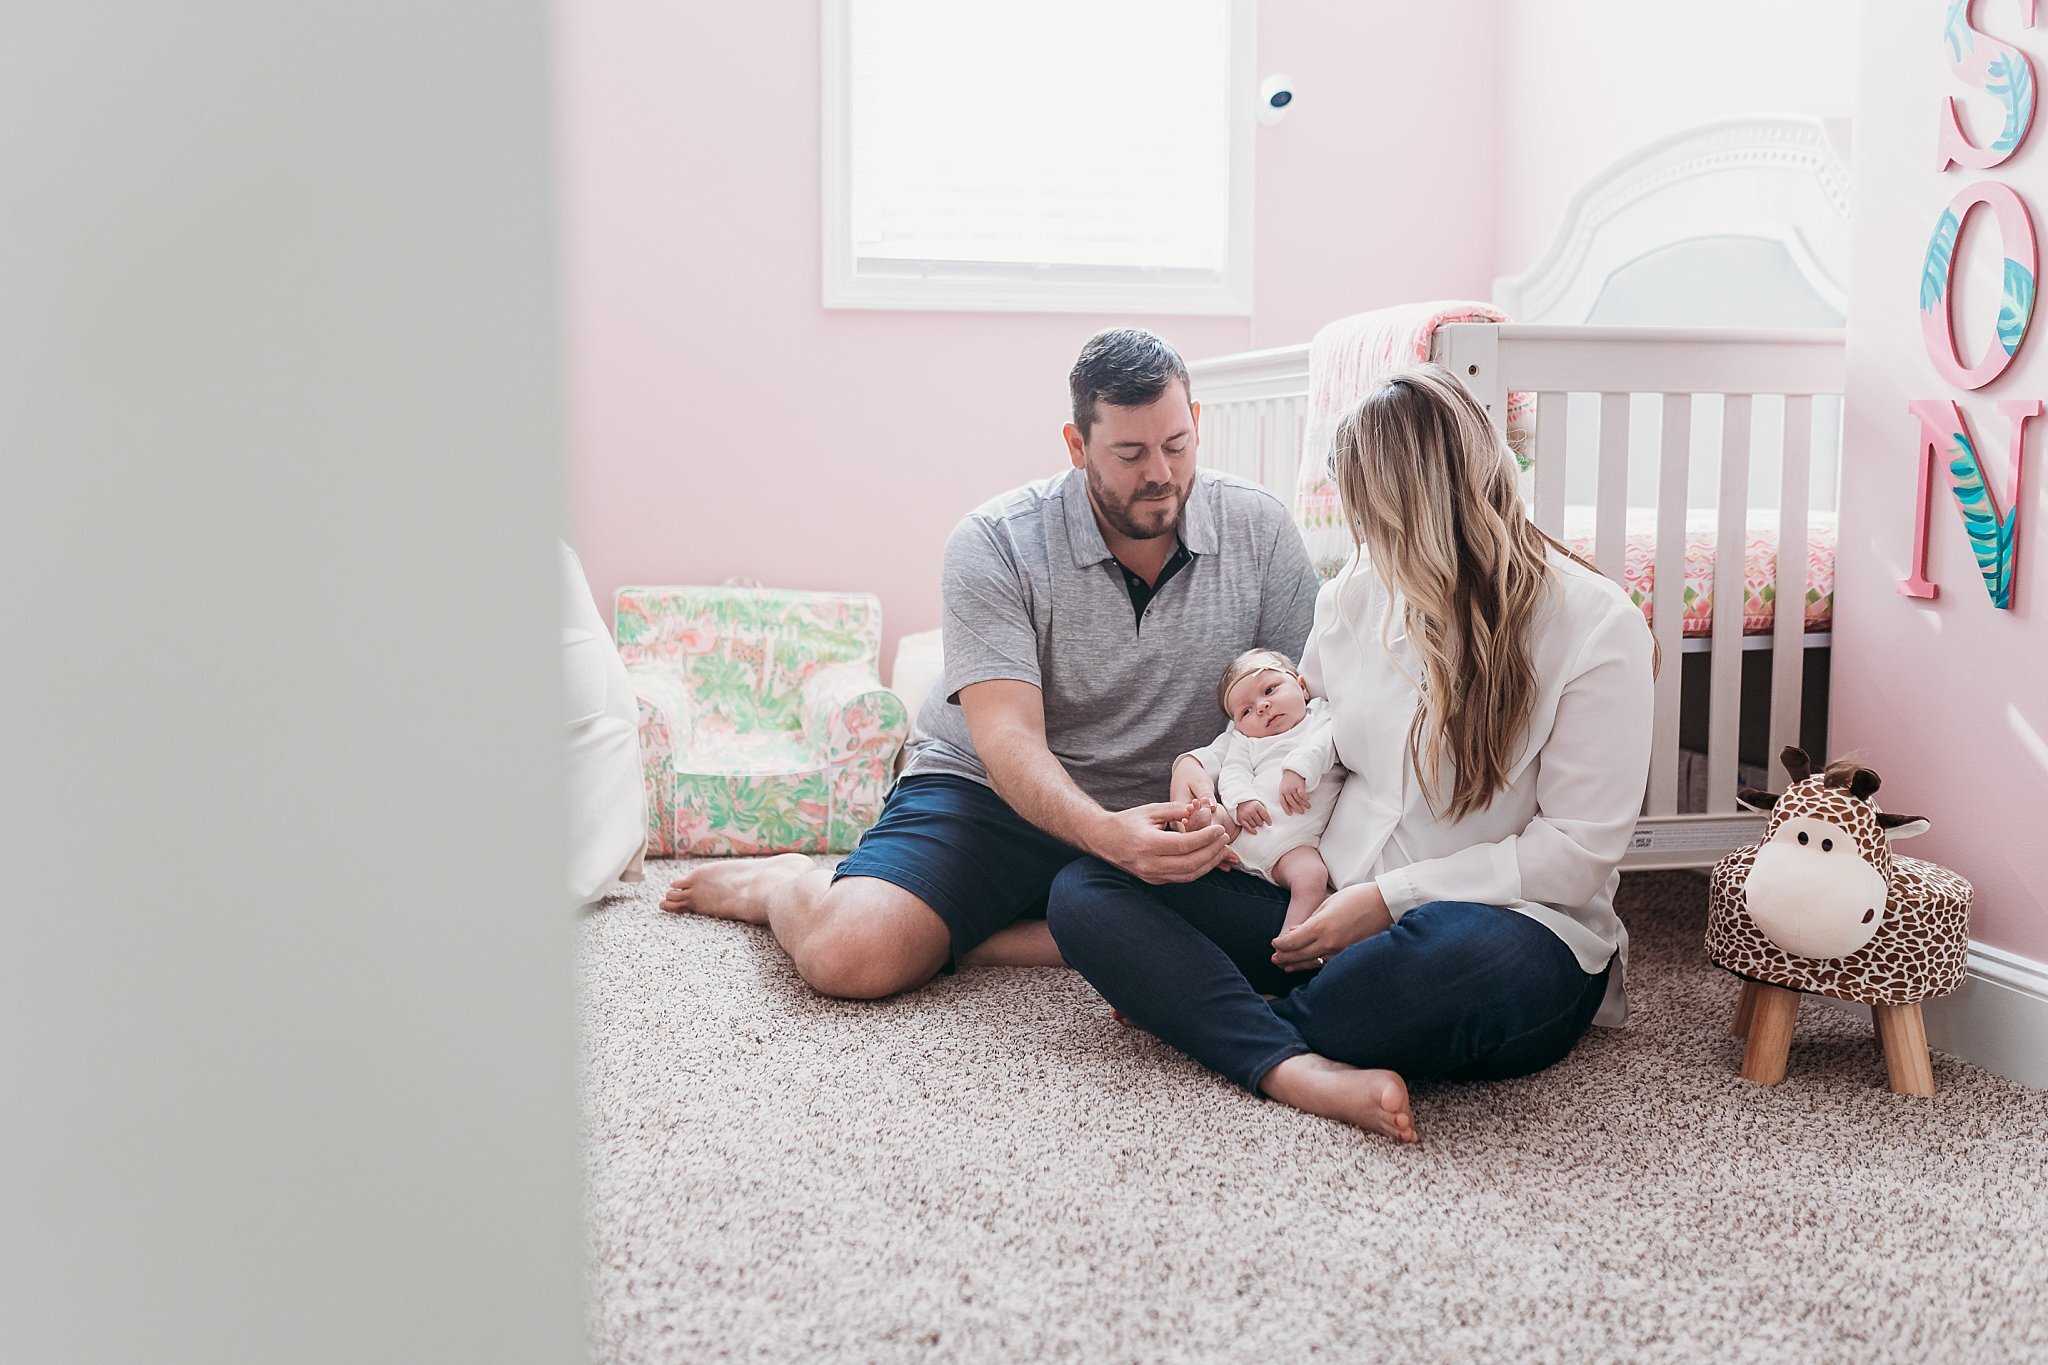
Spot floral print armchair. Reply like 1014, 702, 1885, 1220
615, 585, 909, 856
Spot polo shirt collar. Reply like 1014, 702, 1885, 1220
1061, 469, 1115, 567
1060, 467, 1216, 566
1180, 476, 1218, 554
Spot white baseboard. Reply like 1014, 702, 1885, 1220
1812, 940, 2048, 1089
1922, 942, 2048, 1090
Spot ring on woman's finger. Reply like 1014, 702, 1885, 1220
1315, 956, 1327, 967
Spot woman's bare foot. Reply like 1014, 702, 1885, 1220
1259, 1053, 1419, 1143
660, 853, 813, 924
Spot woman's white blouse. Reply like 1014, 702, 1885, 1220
1291, 548, 1652, 1026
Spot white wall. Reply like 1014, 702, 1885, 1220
1496, 0, 1860, 279
0, 5, 584, 1361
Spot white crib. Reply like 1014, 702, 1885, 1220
1188, 115, 1855, 872
1192, 323, 1845, 872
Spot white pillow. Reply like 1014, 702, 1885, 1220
561, 542, 647, 903
889, 628, 945, 726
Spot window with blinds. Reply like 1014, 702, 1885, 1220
821, 0, 1254, 314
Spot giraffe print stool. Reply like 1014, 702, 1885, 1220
1703, 749, 1972, 1096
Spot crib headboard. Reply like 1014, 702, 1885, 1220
1496, 115, 1851, 328
1500, 116, 1852, 513
1189, 116, 1854, 509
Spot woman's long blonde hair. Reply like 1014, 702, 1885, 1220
1330, 363, 1581, 821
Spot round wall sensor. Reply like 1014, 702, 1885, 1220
1258, 74, 1296, 125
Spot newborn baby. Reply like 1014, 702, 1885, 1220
1192, 649, 1344, 933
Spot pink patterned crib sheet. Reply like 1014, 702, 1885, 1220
1556, 506, 1835, 639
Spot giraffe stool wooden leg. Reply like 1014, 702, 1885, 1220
1873, 1002, 1937, 1097
1739, 984, 1801, 1085
1731, 981, 1761, 1040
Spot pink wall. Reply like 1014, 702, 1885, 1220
1495, 0, 1858, 280
1246, 4, 1500, 349
557, 1, 1499, 668
1835, 11, 2048, 962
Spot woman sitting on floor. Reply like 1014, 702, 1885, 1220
1048, 363, 1656, 1143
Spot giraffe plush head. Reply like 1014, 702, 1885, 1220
1732, 748, 1931, 960
1707, 749, 1971, 1007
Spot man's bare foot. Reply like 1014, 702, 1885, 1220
1259, 1053, 1419, 1144
660, 853, 813, 924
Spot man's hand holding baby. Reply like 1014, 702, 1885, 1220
1089, 801, 1239, 884
1169, 755, 1243, 843
1178, 797, 1241, 842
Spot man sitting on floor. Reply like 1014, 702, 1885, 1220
663, 328, 1319, 996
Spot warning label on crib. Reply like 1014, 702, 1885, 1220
1629, 818, 1766, 853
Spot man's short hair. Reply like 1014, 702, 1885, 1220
1069, 328, 1191, 438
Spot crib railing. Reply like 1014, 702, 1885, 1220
1189, 324, 1848, 871
1189, 342, 1313, 501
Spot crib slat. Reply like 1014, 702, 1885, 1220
1707, 395, 1753, 814
1595, 393, 1630, 576
1245, 397, 1261, 489
1532, 393, 1568, 537
1282, 395, 1306, 503
1286, 401, 1302, 507
1768, 396, 1814, 789
1277, 397, 1294, 495
1216, 404, 1240, 479
1646, 394, 1691, 817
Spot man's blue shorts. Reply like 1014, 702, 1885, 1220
832, 774, 1089, 963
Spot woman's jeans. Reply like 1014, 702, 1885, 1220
1046, 860, 1612, 1093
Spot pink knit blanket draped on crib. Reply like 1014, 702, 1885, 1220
1292, 301, 1534, 572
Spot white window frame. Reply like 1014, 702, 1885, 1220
820, 0, 1257, 315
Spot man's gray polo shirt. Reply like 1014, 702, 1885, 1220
900, 467, 1320, 812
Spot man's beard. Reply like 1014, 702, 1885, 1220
1085, 463, 1190, 541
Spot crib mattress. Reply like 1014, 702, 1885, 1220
1556, 506, 1835, 640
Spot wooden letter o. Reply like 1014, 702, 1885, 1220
1919, 180, 2038, 390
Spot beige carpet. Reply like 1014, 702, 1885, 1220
580, 867, 2048, 1363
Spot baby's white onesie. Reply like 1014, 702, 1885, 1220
1212, 697, 1343, 879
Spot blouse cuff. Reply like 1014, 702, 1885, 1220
1375, 867, 1426, 921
